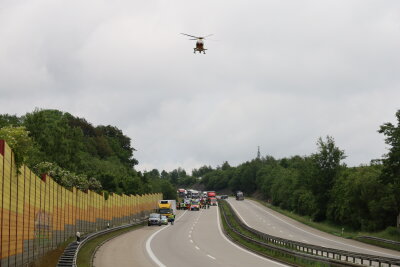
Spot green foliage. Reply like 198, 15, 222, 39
0, 126, 38, 170
199, 132, 397, 231
33, 162, 102, 192
0, 109, 153, 196
192, 165, 214, 177
311, 136, 346, 221
378, 109, 400, 224
0, 114, 21, 128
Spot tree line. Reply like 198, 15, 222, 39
196, 110, 400, 232
0, 109, 178, 199
1, 108, 399, 231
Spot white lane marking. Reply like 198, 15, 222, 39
195, 246, 200, 250
190, 239, 193, 243
279, 230, 283, 233
207, 255, 216, 260
216, 205, 289, 266
146, 210, 188, 267
230, 204, 254, 228
246, 200, 399, 257
189, 235, 191, 238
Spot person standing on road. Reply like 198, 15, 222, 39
169, 214, 175, 225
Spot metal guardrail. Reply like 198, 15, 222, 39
56, 218, 147, 267
219, 200, 400, 267
357, 236, 400, 246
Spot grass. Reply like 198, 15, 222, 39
76, 223, 145, 267
29, 237, 75, 267
219, 201, 329, 267
249, 197, 400, 252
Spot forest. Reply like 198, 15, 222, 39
0, 109, 178, 199
1, 108, 399, 231
195, 110, 400, 232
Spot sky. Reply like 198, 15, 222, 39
0, 0, 399, 172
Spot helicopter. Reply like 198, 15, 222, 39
181, 33, 213, 54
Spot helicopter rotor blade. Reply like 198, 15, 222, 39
181, 33, 199, 39
202, 34, 214, 38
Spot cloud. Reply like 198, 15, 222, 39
0, 0, 399, 172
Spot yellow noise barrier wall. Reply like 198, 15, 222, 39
0, 140, 163, 267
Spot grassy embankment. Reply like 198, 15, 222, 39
76, 223, 145, 267
219, 201, 330, 267
29, 237, 75, 267
249, 197, 400, 252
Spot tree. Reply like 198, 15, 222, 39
311, 136, 346, 221
192, 165, 213, 177
22, 109, 84, 171
378, 110, 400, 227
0, 126, 38, 169
0, 114, 21, 128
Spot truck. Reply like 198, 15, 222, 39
236, 191, 244, 200
158, 200, 177, 221
209, 197, 217, 206
191, 190, 200, 199
207, 191, 216, 198
177, 188, 186, 198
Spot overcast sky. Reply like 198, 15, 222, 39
1, 0, 399, 172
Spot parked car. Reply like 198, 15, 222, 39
220, 195, 228, 199
160, 215, 168, 225
148, 213, 162, 226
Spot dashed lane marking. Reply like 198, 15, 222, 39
207, 255, 216, 260
146, 210, 188, 267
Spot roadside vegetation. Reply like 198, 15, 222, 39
201, 110, 400, 238
77, 223, 144, 267
29, 237, 75, 267
250, 198, 400, 251
0, 109, 179, 198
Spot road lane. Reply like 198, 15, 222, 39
150, 205, 288, 267
93, 225, 158, 267
94, 206, 288, 267
228, 198, 400, 259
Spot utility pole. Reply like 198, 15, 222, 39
257, 146, 261, 159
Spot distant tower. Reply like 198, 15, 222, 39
257, 146, 261, 159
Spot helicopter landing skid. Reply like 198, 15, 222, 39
194, 49, 207, 54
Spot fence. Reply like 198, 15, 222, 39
0, 140, 162, 267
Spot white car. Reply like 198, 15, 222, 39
148, 213, 162, 226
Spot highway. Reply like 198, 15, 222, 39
227, 198, 400, 260
94, 206, 288, 267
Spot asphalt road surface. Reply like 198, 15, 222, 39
94, 206, 288, 267
227, 198, 400, 260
